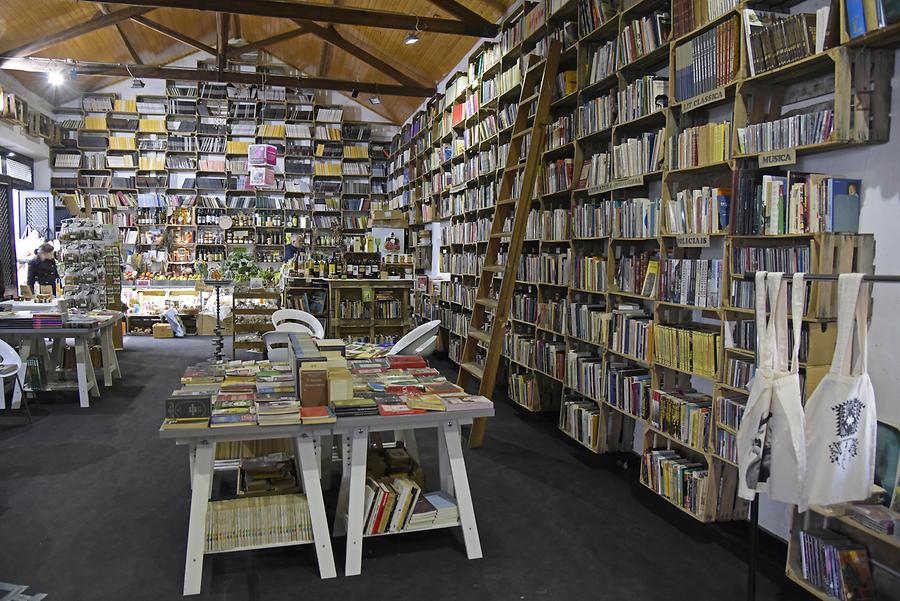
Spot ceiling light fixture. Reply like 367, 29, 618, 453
47, 69, 64, 86
6, 152, 14, 157
405, 16, 421, 45
369, 96, 381, 105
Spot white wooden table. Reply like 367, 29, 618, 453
0, 314, 122, 408
159, 424, 338, 596
331, 407, 494, 576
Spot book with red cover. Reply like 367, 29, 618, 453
425, 381, 467, 396
385, 384, 425, 394
387, 355, 428, 369
300, 406, 336, 423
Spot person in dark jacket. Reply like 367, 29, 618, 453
284, 234, 302, 262
27, 243, 60, 295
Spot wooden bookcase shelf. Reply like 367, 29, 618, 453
391, 0, 891, 532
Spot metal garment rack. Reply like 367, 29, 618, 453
742, 270, 900, 601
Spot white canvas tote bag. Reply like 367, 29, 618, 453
804, 274, 877, 508
737, 272, 807, 504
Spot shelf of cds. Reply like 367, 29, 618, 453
50, 57, 393, 280
388, 0, 888, 520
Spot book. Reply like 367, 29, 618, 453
300, 405, 336, 424
405, 394, 446, 412
846, 0, 869, 37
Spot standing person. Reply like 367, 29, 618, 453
284, 234, 302, 262
27, 243, 60, 295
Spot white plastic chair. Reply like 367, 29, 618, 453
0, 339, 29, 419
263, 331, 296, 363
388, 320, 441, 357
272, 309, 325, 339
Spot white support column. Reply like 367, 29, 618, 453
183, 440, 215, 596
333, 433, 352, 536
441, 420, 482, 560
296, 432, 337, 579
437, 424, 454, 496
344, 426, 369, 576
73, 337, 90, 408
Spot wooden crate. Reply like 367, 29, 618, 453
725, 233, 874, 320
733, 48, 894, 158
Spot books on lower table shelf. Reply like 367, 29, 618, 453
205, 494, 313, 553
361, 475, 459, 535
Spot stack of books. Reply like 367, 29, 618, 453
362, 475, 423, 534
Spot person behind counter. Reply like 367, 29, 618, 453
284, 234, 302, 262
27, 243, 60, 295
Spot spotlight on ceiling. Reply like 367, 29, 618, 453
404, 32, 419, 45
69, 67, 78, 81
7, 152, 15, 157
131, 78, 146, 89
351, 88, 359, 99
47, 70, 64, 86
369, 96, 381, 105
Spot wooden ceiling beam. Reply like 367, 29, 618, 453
3, 62, 436, 96
1, 6, 152, 58
129, 16, 216, 56
292, 19, 427, 88
97, 4, 144, 65
216, 12, 229, 75
226, 27, 308, 58
85, 0, 499, 37
426, 0, 496, 30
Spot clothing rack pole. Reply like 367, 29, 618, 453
742, 270, 900, 601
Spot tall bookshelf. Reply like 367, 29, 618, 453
49, 59, 389, 280
393, 0, 890, 527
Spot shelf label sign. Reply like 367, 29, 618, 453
597, 175, 644, 193
675, 234, 710, 248
682, 87, 727, 113
758, 148, 796, 167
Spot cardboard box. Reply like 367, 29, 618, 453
196, 313, 233, 336
300, 362, 329, 407
152, 323, 174, 339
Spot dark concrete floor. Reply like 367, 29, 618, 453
0, 336, 813, 601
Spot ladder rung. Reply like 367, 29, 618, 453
483, 264, 505, 273
505, 162, 527, 172
520, 93, 539, 106
490, 231, 512, 239
512, 127, 533, 140
460, 362, 484, 380
526, 59, 546, 75
476, 297, 499, 310
468, 329, 492, 345
497, 198, 516, 206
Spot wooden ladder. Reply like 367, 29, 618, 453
457, 39, 562, 448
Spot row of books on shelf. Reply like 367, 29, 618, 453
618, 12, 672, 67
672, 18, 739, 102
